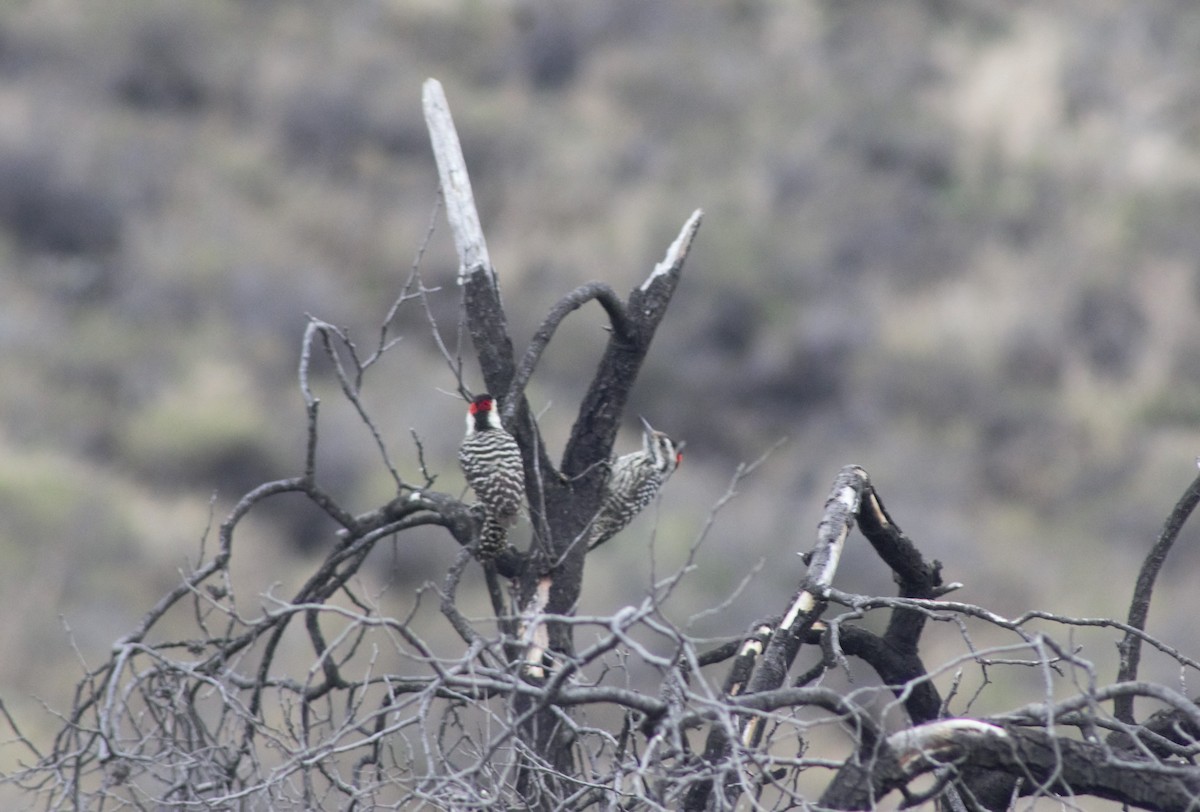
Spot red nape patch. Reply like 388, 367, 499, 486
470, 395, 494, 415
676, 452, 683, 466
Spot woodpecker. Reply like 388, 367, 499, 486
459, 393, 525, 558
587, 417, 682, 551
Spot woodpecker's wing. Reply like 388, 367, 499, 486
459, 430, 525, 525
587, 450, 663, 550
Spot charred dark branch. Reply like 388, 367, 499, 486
560, 211, 702, 486
460, 272, 517, 404
525, 212, 702, 676
855, 481, 947, 645
721, 622, 776, 697
807, 624, 942, 725
827, 475, 948, 726
1116, 468, 1200, 724
680, 620, 777, 808
691, 613, 784, 672
745, 466, 865, 699
821, 720, 1200, 812
494, 212, 701, 795
687, 467, 867, 811
423, 79, 557, 564
502, 281, 630, 426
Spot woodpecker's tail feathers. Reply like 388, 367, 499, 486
475, 513, 510, 560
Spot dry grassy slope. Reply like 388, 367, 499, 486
0, 0, 1199, 739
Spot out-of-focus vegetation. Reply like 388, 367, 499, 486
3, 0, 1200, 763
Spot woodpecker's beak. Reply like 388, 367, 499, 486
639, 416, 656, 434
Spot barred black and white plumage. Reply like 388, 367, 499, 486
587, 417, 682, 552
459, 393, 524, 558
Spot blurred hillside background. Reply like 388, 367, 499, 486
3, 0, 1200, 757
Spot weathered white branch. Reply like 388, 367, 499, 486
780, 466, 862, 632
422, 78, 493, 283
640, 208, 703, 292
887, 719, 1009, 768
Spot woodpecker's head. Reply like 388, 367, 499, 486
639, 416, 683, 477
466, 393, 503, 433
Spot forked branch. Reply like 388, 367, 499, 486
502, 281, 630, 426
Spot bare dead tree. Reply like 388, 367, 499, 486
5, 79, 1200, 812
